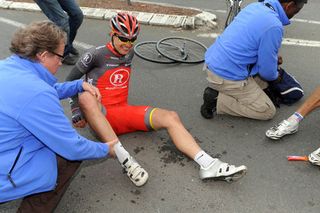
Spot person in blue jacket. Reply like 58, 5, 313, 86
200, 0, 307, 120
0, 21, 118, 212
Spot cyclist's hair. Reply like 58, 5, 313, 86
10, 21, 66, 60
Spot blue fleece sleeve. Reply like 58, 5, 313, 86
17, 90, 109, 161
253, 26, 283, 81
53, 79, 84, 100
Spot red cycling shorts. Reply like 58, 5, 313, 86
103, 104, 156, 135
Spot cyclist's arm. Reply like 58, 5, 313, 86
253, 26, 283, 81
65, 50, 97, 110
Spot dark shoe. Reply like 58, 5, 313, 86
70, 47, 79, 56
62, 54, 78, 65
200, 87, 218, 119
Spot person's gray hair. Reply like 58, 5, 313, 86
10, 21, 66, 60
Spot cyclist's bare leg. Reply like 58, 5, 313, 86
79, 92, 149, 186
78, 91, 118, 142
151, 108, 247, 181
295, 86, 320, 117
150, 108, 201, 159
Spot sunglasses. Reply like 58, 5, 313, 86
117, 36, 137, 44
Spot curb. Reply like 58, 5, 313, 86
0, 0, 217, 29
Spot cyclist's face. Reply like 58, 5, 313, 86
284, 1, 305, 19
113, 35, 136, 55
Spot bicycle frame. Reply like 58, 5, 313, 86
225, 0, 243, 28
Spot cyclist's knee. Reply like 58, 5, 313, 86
163, 110, 181, 126
78, 92, 98, 110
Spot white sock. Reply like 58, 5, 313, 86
287, 112, 303, 126
114, 141, 131, 164
194, 150, 217, 169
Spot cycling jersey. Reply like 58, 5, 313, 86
73, 42, 154, 134
77, 42, 133, 107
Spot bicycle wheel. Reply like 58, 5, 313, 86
134, 41, 176, 64
156, 37, 207, 64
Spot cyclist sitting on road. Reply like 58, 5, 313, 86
266, 86, 320, 166
200, 0, 307, 120
66, 12, 247, 186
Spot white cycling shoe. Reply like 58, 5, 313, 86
308, 147, 320, 166
199, 159, 247, 182
266, 120, 299, 140
122, 157, 149, 187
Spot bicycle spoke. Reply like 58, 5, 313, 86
134, 41, 176, 64
156, 37, 207, 64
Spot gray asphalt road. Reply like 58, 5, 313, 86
1, 2, 320, 212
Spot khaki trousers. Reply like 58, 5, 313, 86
205, 67, 276, 120
17, 156, 81, 213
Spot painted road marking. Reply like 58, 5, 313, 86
0, 16, 94, 50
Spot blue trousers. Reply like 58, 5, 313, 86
34, 0, 83, 56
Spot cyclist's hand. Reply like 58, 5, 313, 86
278, 55, 283, 65
82, 82, 101, 102
71, 107, 87, 128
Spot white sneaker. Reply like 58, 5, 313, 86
199, 159, 247, 182
308, 147, 320, 166
265, 120, 299, 140
122, 157, 148, 187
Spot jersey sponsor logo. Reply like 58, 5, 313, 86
81, 53, 93, 67
109, 69, 129, 87
105, 63, 119, 67
105, 85, 128, 90
110, 56, 120, 60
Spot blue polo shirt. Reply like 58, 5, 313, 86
0, 55, 109, 202
205, 0, 290, 81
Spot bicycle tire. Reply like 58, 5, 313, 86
134, 41, 176, 64
156, 37, 207, 64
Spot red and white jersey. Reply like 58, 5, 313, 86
76, 42, 134, 107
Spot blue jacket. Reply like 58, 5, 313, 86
205, 0, 290, 81
0, 55, 109, 202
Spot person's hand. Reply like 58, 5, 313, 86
71, 107, 87, 128
278, 55, 283, 65
82, 82, 101, 102
270, 67, 285, 84
105, 139, 118, 158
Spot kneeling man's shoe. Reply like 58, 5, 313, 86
200, 87, 218, 119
